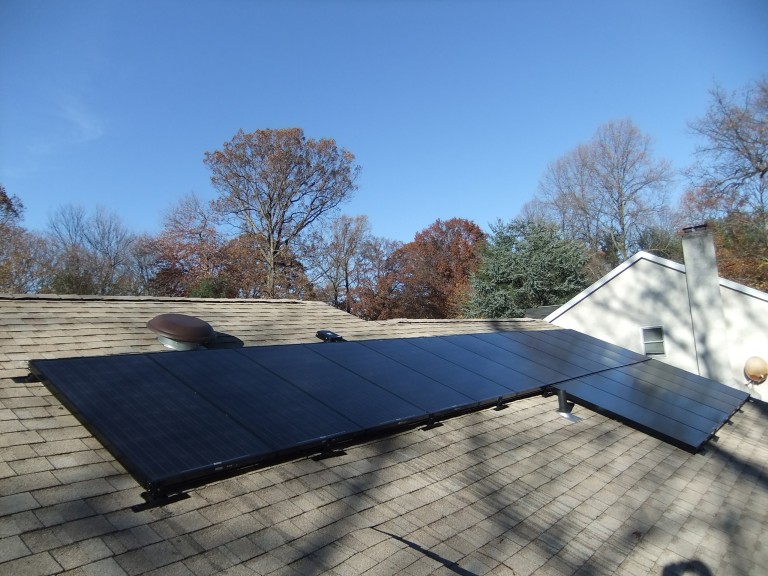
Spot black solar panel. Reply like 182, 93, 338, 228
423, 334, 572, 384
150, 350, 361, 449
237, 345, 428, 430
553, 359, 748, 450
32, 354, 275, 490
30, 329, 747, 501
357, 338, 525, 400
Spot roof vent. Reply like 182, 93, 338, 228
147, 313, 215, 351
316, 330, 344, 343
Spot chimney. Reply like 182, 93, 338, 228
681, 224, 731, 383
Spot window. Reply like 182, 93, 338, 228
642, 326, 665, 356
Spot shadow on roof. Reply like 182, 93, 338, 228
207, 332, 245, 349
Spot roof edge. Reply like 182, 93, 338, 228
545, 250, 768, 322
0, 293, 313, 304
379, 317, 545, 324
544, 251, 683, 322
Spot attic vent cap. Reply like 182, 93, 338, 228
147, 313, 214, 351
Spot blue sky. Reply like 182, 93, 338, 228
1, 0, 766, 242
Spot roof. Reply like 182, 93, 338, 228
545, 250, 768, 323
2, 294, 768, 575
523, 306, 561, 320
1, 294, 551, 380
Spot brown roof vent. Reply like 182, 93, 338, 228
147, 313, 215, 351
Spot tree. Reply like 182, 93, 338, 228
687, 79, 768, 217
304, 215, 372, 311
466, 219, 588, 318
376, 218, 486, 319
142, 194, 227, 297
0, 185, 48, 293
221, 232, 313, 299
1, 183, 22, 224
347, 235, 403, 320
205, 128, 360, 298
0, 229, 48, 293
43, 205, 138, 295
684, 79, 768, 289
535, 118, 675, 269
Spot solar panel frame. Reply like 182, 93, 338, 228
614, 362, 746, 418
553, 377, 713, 449
525, 329, 649, 366
490, 331, 632, 377
429, 334, 575, 384
30, 328, 749, 499
553, 358, 749, 450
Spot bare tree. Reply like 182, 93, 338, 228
143, 193, 227, 296
0, 186, 48, 293
44, 205, 137, 295
676, 79, 768, 289
0, 229, 48, 293
205, 128, 360, 298
535, 119, 675, 266
349, 235, 403, 320
687, 79, 767, 213
1, 184, 22, 224
304, 215, 372, 311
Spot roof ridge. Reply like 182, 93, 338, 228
0, 293, 316, 304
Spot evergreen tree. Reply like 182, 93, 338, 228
467, 219, 588, 318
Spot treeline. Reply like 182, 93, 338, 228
1, 79, 765, 318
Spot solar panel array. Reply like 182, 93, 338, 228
30, 330, 747, 500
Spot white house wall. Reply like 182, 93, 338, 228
548, 252, 768, 396
550, 257, 700, 375
720, 282, 768, 388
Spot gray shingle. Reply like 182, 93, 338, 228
1, 294, 767, 575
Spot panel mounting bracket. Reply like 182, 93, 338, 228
312, 441, 347, 460
556, 389, 582, 422
421, 415, 443, 431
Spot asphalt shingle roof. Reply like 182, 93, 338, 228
1, 294, 767, 575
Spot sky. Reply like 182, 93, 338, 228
1, 0, 766, 243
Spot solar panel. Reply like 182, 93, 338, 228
420, 334, 572, 384
30, 329, 747, 502
31, 354, 276, 490
356, 338, 524, 400
237, 345, 428, 430
150, 349, 361, 448
553, 359, 748, 450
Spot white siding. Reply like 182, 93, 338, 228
547, 252, 768, 396
550, 257, 700, 374
721, 283, 768, 386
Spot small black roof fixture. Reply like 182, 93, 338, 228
316, 330, 344, 342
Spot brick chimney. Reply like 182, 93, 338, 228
681, 224, 731, 383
